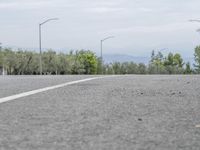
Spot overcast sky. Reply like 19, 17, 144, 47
0, 0, 200, 57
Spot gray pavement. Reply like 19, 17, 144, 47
0, 75, 200, 150
0, 75, 97, 98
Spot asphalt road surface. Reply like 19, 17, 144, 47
0, 75, 200, 150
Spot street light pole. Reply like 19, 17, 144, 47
100, 36, 114, 74
39, 18, 59, 75
39, 24, 42, 75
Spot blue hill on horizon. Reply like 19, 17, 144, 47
103, 54, 195, 66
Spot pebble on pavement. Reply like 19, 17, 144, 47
195, 124, 200, 128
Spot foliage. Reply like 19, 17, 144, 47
0, 49, 97, 75
0, 47, 196, 75
71, 50, 97, 74
148, 51, 186, 74
194, 46, 200, 73
184, 62, 192, 74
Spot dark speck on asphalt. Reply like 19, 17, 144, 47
171, 92, 176, 95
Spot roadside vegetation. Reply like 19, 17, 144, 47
0, 46, 200, 75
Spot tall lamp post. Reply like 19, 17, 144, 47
39, 18, 59, 75
0, 43, 3, 75
100, 36, 114, 74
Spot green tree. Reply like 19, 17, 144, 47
104, 64, 114, 74
0, 48, 4, 75
194, 46, 200, 73
163, 52, 184, 74
71, 51, 85, 74
56, 53, 70, 74
120, 62, 129, 74
173, 53, 184, 68
29, 52, 40, 75
72, 50, 97, 74
150, 50, 155, 63
149, 51, 165, 74
3, 48, 16, 75
96, 57, 103, 74
0, 49, 3, 67
164, 53, 174, 66
184, 62, 192, 74
138, 63, 147, 74
127, 62, 138, 74
42, 50, 57, 74
112, 62, 121, 74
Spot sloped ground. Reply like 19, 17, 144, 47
0, 75, 200, 150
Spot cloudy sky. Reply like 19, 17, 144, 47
0, 0, 200, 57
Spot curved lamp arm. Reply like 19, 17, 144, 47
40, 18, 59, 26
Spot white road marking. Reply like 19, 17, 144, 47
0, 76, 113, 104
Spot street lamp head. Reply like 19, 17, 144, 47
189, 19, 200, 22
49, 18, 59, 21
102, 36, 115, 42
196, 29, 200, 33
40, 18, 59, 25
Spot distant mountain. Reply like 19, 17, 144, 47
103, 54, 150, 64
103, 54, 195, 65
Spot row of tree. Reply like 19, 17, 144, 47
0, 49, 98, 75
0, 46, 200, 75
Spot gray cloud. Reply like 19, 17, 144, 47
0, 0, 200, 57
